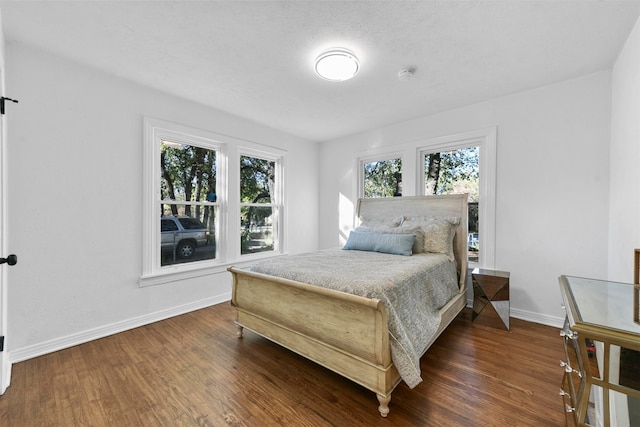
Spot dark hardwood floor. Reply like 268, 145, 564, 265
0, 304, 567, 426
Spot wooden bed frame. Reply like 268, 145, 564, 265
228, 194, 468, 417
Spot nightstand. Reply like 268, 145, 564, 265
472, 268, 510, 330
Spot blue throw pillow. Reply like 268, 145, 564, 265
343, 231, 415, 256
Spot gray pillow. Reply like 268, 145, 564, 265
343, 231, 415, 256
356, 224, 425, 254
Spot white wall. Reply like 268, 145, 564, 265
320, 72, 612, 326
5, 42, 319, 360
609, 16, 640, 282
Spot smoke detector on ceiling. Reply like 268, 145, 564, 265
398, 67, 416, 81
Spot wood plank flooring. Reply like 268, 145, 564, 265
0, 304, 567, 426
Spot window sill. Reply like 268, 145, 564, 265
139, 252, 288, 287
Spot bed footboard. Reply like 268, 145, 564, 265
228, 266, 401, 417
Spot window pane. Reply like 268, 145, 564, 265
240, 155, 277, 256
160, 141, 217, 266
424, 147, 479, 262
161, 141, 217, 203
240, 206, 274, 254
160, 205, 216, 266
240, 156, 275, 203
468, 202, 479, 262
364, 158, 402, 198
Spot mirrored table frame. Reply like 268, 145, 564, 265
559, 276, 640, 427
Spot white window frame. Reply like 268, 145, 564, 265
141, 118, 228, 286
237, 147, 285, 259
357, 151, 405, 199
141, 118, 287, 286
417, 127, 497, 269
139, 118, 227, 287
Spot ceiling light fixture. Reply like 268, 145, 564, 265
314, 48, 360, 82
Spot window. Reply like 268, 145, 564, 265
141, 118, 286, 286
160, 141, 218, 266
361, 156, 403, 198
354, 128, 495, 267
240, 154, 280, 255
423, 146, 479, 262
418, 127, 496, 267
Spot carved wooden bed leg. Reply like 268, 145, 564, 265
376, 393, 391, 417
236, 323, 244, 338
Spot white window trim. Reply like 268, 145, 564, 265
140, 118, 230, 286
417, 127, 497, 269
356, 151, 406, 200
140, 118, 288, 286
237, 146, 286, 260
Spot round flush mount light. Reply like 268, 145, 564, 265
314, 48, 360, 82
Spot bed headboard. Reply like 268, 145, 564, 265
356, 194, 469, 289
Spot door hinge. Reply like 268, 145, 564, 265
0, 97, 18, 115
0, 336, 4, 352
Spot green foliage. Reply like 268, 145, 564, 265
240, 155, 275, 203
240, 156, 276, 254
364, 158, 402, 198
161, 142, 217, 221
425, 147, 479, 202
161, 143, 216, 202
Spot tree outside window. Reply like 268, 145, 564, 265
363, 158, 402, 198
160, 141, 217, 266
240, 155, 278, 255
424, 146, 479, 262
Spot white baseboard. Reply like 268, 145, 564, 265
510, 307, 564, 329
466, 299, 564, 329
9, 293, 231, 364
0, 353, 10, 395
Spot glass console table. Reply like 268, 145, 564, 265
559, 276, 640, 426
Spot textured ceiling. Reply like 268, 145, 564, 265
2, 1, 640, 142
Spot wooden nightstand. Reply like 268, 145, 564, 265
472, 268, 510, 330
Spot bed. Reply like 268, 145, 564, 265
228, 194, 468, 417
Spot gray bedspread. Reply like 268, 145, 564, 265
249, 248, 460, 388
